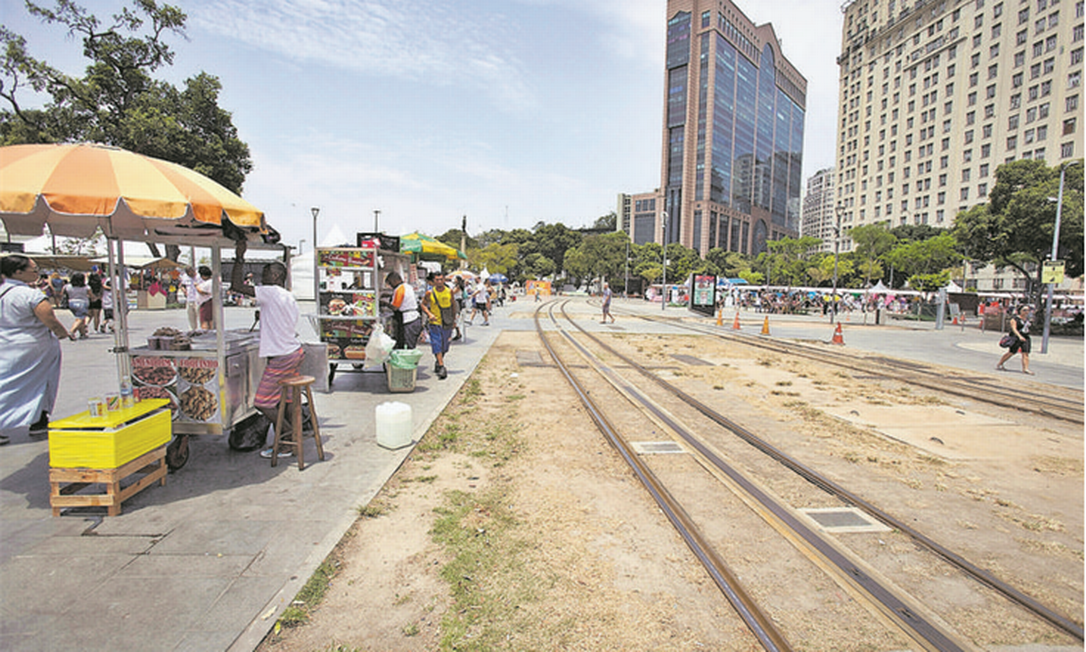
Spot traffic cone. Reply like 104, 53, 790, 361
761, 316, 770, 335
717, 308, 723, 326
952, 315, 959, 325
732, 311, 741, 330
831, 323, 844, 345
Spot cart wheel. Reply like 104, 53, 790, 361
229, 413, 270, 451
166, 435, 190, 471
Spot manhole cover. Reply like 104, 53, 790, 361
630, 441, 686, 455
516, 350, 546, 366
799, 507, 890, 533
670, 354, 713, 366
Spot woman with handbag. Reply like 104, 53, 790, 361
997, 305, 1034, 375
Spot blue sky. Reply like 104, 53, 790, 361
2, 0, 843, 251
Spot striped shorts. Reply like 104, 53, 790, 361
254, 347, 305, 409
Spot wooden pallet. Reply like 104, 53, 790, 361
49, 445, 167, 517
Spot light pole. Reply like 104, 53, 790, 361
311, 206, 320, 303
299, 238, 306, 256
831, 203, 844, 324
373, 209, 381, 234
624, 238, 630, 300
1041, 163, 1067, 355
660, 211, 668, 311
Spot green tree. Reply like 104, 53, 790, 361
473, 242, 518, 275
953, 159, 1084, 301
848, 223, 896, 288
883, 233, 962, 285
531, 222, 582, 275
591, 212, 617, 232
2, 1, 253, 259
563, 231, 628, 285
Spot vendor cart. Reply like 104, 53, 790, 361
312, 238, 410, 387
0, 143, 290, 471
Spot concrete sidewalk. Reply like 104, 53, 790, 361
0, 299, 530, 651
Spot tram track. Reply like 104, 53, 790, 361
615, 306, 1084, 425
534, 299, 1084, 650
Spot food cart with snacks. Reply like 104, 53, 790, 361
312, 237, 411, 386
0, 143, 290, 474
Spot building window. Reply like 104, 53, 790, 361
979, 183, 988, 197
1007, 135, 1018, 149
1068, 94, 1080, 112
1009, 114, 1020, 129
1073, 48, 1085, 65
1070, 71, 1083, 88
961, 187, 970, 200
982, 143, 992, 157
1062, 141, 1076, 157
1065, 117, 1078, 134
1038, 124, 1048, 139
962, 168, 972, 181
983, 123, 993, 138
980, 163, 990, 177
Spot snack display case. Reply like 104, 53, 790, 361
313, 244, 410, 385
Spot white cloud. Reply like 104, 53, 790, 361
189, 0, 536, 112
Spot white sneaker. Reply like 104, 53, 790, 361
259, 447, 293, 459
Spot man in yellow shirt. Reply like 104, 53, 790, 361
421, 271, 459, 380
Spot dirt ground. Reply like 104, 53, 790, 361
257, 329, 1083, 652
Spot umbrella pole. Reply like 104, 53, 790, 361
108, 238, 133, 387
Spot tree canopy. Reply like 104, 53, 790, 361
1, 0, 252, 194
952, 159, 1084, 296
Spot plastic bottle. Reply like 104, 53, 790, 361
120, 375, 136, 408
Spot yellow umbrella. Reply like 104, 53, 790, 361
0, 143, 267, 241
399, 231, 466, 262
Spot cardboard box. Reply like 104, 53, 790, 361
49, 399, 172, 469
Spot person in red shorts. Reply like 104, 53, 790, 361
231, 240, 305, 458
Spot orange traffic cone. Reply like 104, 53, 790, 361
952, 315, 958, 325
761, 316, 770, 335
831, 323, 844, 345
732, 311, 741, 330
717, 308, 723, 326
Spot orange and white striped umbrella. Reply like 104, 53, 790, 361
0, 143, 265, 240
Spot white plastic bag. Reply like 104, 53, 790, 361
364, 323, 396, 369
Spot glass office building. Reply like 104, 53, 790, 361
658, 0, 807, 257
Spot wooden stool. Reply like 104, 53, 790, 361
272, 375, 324, 470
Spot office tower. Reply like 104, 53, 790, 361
835, 0, 1084, 249
657, 0, 807, 257
802, 167, 838, 251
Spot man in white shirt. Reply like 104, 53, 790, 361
232, 240, 305, 459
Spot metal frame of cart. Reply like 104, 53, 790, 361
312, 244, 411, 387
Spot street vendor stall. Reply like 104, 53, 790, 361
0, 143, 289, 471
312, 234, 411, 386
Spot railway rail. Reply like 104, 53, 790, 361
618, 306, 1084, 425
534, 299, 1084, 650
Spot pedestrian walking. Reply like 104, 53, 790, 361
231, 240, 305, 459
87, 269, 103, 333
997, 305, 1035, 375
62, 272, 91, 339
0, 255, 75, 444
181, 266, 199, 330
421, 271, 458, 380
468, 282, 490, 325
600, 282, 615, 324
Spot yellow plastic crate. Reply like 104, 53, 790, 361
49, 399, 172, 469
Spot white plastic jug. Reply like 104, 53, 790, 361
375, 401, 413, 449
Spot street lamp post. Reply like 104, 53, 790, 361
660, 211, 668, 311
624, 239, 630, 300
831, 204, 844, 324
373, 209, 381, 234
1041, 163, 1067, 355
311, 207, 320, 303
299, 238, 306, 256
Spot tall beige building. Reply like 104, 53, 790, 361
801, 167, 838, 251
835, 0, 1084, 249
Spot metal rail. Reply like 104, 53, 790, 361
533, 302, 793, 652
571, 303, 1085, 642
625, 308, 1083, 425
